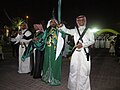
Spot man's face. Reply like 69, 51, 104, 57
20, 24, 27, 30
50, 19, 57, 27
33, 25, 39, 30
77, 17, 85, 26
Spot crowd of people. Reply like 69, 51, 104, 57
9, 18, 65, 86
93, 34, 116, 49
93, 33, 120, 63
1, 14, 120, 90
7, 15, 95, 90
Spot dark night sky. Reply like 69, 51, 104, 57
0, 0, 120, 30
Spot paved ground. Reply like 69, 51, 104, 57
0, 47, 120, 90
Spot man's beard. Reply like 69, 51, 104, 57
51, 24, 57, 28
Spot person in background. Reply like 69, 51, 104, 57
58, 15, 95, 90
109, 40, 115, 56
10, 30, 18, 57
0, 42, 4, 60
14, 22, 33, 74
21, 23, 44, 78
114, 34, 120, 63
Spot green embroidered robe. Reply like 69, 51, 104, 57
42, 27, 65, 86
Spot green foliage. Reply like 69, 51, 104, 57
11, 17, 25, 30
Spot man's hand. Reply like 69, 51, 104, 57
76, 43, 83, 49
57, 23, 63, 28
18, 31, 22, 35
32, 38, 39, 41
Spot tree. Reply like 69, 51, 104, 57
11, 17, 25, 30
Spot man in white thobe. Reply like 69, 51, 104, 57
15, 22, 32, 73
59, 15, 95, 90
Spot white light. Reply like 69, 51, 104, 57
91, 27, 100, 33
6, 29, 9, 37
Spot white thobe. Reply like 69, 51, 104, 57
60, 25, 95, 90
94, 39, 99, 48
15, 29, 32, 73
105, 39, 110, 48
100, 39, 105, 48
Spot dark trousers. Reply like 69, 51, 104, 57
30, 49, 44, 78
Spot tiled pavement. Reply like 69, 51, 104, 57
0, 48, 120, 90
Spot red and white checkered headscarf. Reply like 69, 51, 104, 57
33, 24, 44, 32
76, 15, 87, 27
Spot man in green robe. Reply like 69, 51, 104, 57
41, 18, 65, 86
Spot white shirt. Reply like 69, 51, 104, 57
59, 25, 95, 49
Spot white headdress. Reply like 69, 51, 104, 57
76, 15, 87, 27
47, 18, 58, 28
